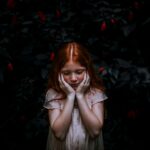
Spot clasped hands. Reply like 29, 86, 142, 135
58, 73, 90, 99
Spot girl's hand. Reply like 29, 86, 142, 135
76, 72, 90, 97
58, 74, 75, 98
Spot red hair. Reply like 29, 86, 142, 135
47, 41, 105, 97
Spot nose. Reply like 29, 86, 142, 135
70, 73, 77, 82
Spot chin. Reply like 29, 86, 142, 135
72, 86, 78, 90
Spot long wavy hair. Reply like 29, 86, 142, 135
47, 41, 105, 98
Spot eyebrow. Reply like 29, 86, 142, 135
61, 68, 86, 72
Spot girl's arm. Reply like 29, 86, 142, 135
48, 95, 75, 140
76, 94, 104, 138
49, 74, 75, 140
76, 73, 104, 138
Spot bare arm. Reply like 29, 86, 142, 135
76, 94, 104, 138
48, 95, 75, 140
76, 72, 104, 138
48, 74, 76, 140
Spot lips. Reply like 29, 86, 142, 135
71, 84, 78, 88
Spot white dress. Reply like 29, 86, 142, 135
43, 88, 107, 150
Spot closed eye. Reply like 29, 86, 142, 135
76, 69, 85, 74
62, 71, 70, 75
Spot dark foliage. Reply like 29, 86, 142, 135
0, 0, 150, 150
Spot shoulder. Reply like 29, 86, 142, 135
87, 88, 108, 104
89, 88, 106, 96
46, 88, 57, 96
46, 88, 62, 101
44, 89, 62, 109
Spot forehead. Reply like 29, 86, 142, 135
61, 61, 85, 70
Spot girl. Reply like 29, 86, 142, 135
43, 41, 108, 150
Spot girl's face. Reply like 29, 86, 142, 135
61, 61, 86, 90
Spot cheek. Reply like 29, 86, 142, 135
78, 73, 85, 82
63, 75, 69, 83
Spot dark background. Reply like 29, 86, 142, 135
0, 0, 150, 150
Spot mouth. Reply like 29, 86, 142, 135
70, 84, 78, 89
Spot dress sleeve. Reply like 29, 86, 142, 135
43, 89, 61, 109
89, 89, 108, 106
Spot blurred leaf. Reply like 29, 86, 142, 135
0, 69, 4, 83
35, 54, 48, 60
41, 69, 48, 79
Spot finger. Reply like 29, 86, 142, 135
58, 74, 61, 84
58, 74, 63, 89
84, 72, 87, 82
85, 73, 90, 86
60, 74, 66, 85
61, 74, 67, 87
61, 74, 74, 90
85, 72, 88, 84
87, 73, 90, 82
58, 74, 63, 88
87, 73, 90, 85
61, 74, 70, 88
58, 74, 61, 82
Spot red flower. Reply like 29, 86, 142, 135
7, 63, 13, 72
50, 52, 55, 61
37, 11, 46, 23
127, 11, 134, 21
11, 15, 17, 25
133, 1, 141, 9
7, 0, 15, 9
110, 18, 117, 25
56, 9, 61, 18
100, 21, 107, 31
127, 110, 138, 119
99, 67, 105, 73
